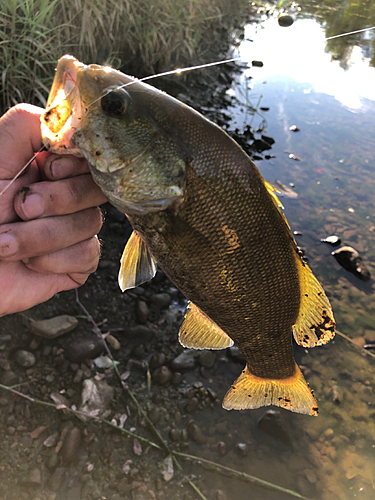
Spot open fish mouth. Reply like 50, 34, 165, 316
41, 55, 85, 156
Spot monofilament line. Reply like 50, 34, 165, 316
0, 146, 44, 197
325, 26, 375, 40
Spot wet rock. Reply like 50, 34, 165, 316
150, 293, 172, 308
169, 428, 182, 442
186, 420, 206, 444
127, 325, 154, 343
198, 351, 216, 368
28, 315, 78, 338
93, 355, 113, 369
15, 349, 36, 367
61, 427, 81, 464
332, 246, 371, 281
79, 378, 114, 418
278, 14, 294, 27
136, 300, 149, 324
217, 441, 226, 455
236, 443, 248, 456
331, 385, 342, 403
227, 346, 245, 363
172, 372, 183, 385
304, 469, 317, 484
152, 366, 173, 385
321, 235, 341, 246
258, 410, 292, 446
186, 397, 199, 413
26, 467, 42, 485
251, 60, 263, 67
0, 333, 12, 344
289, 125, 300, 132
65, 336, 105, 363
171, 350, 196, 370
49, 467, 66, 491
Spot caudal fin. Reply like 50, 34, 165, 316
222, 363, 319, 416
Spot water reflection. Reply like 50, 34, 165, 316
214, 7, 375, 500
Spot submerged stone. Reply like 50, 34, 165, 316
278, 15, 294, 27
258, 409, 292, 446
332, 246, 371, 281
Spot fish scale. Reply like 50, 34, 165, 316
41, 55, 335, 416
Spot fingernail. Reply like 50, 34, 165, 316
21, 192, 45, 219
0, 233, 18, 258
49, 156, 71, 179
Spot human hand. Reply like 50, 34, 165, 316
0, 104, 107, 317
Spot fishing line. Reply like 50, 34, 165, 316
325, 25, 375, 41
0, 146, 44, 197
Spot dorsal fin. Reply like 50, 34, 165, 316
178, 302, 233, 350
293, 258, 335, 347
118, 231, 157, 291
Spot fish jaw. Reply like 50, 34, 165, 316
42, 55, 186, 215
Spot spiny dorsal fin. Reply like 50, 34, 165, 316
222, 363, 319, 416
293, 258, 335, 347
118, 231, 157, 292
178, 302, 233, 350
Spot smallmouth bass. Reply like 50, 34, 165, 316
42, 55, 335, 416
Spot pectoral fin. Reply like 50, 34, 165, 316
178, 302, 233, 350
223, 363, 319, 416
293, 259, 335, 348
118, 231, 157, 291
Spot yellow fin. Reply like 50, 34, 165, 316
178, 302, 234, 350
264, 180, 284, 210
293, 259, 335, 348
222, 364, 319, 416
118, 231, 157, 292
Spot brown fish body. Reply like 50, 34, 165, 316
41, 56, 335, 415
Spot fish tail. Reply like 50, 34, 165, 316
222, 363, 319, 416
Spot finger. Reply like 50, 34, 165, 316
24, 236, 101, 275
0, 207, 103, 261
42, 154, 90, 181
0, 104, 44, 179
14, 174, 107, 220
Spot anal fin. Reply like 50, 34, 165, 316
178, 302, 234, 350
222, 363, 319, 416
293, 259, 335, 348
118, 231, 157, 291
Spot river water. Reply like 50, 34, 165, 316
188, 5, 375, 500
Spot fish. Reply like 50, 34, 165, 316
41, 55, 335, 416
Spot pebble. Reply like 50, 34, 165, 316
106, 334, 121, 350
278, 14, 294, 27
0, 333, 12, 343
331, 385, 342, 403
65, 336, 105, 363
198, 351, 216, 368
150, 293, 172, 308
27, 467, 42, 485
61, 427, 81, 464
289, 125, 300, 132
15, 349, 36, 367
149, 352, 166, 369
1, 370, 18, 386
321, 235, 341, 246
152, 366, 173, 385
28, 315, 79, 338
258, 410, 292, 446
171, 350, 196, 370
136, 300, 149, 324
172, 372, 183, 385
169, 428, 182, 442
217, 441, 226, 455
332, 246, 371, 281
236, 443, 248, 456
186, 420, 206, 444
186, 397, 199, 413
215, 490, 228, 500
304, 469, 317, 484
79, 378, 114, 417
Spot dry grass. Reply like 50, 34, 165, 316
0, 0, 249, 114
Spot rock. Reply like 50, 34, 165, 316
186, 397, 199, 413
93, 355, 113, 369
150, 293, 172, 308
217, 441, 226, 455
171, 350, 196, 370
332, 246, 371, 281
136, 300, 149, 324
26, 467, 42, 485
289, 125, 300, 132
304, 469, 317, 484
258, 410, 292, 446
127, 325, 154, 343
251, 60, 263, 67
79, 378, 114, 418
106, 334, 121, 350
149, 352, 166, 369
61, 427, 81, 464
215, 490, 228, 500
169, 429, 182, 442
1, 370, 18, 386
0, 333, 12, 344
227, 346, 245, 363
331, 385, 342, 403
236, 443, 248, 456
186, 420, 206, 444
198, 351, 216, 368
321, 235, 341, 246
172, 372, 183, 385
152, 366, 172, 385
278, 14, 294, 27
15, 350, 36, 367
28, 315, 78, 338
65, 336, 105, 363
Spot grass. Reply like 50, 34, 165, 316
0, 0, 249, 114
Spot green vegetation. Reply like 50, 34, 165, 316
0, 0, 249, 113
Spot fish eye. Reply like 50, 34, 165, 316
100, 88, 130, 117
